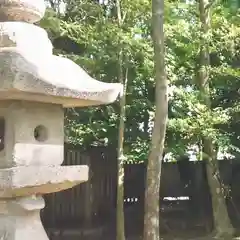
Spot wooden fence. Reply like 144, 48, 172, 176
41, 146, 240, 236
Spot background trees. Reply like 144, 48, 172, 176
42, 0, 240, 237
42, 0, 240, 162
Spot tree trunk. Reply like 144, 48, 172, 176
204, 140, 234, 237
116, 67, 128, 240
116, 1, 127, 240
198, 0, 234, 237
143, 0, 168, 239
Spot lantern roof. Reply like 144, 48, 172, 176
0, 1, 123, 107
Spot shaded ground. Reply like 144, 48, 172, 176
48, 235, 240, 240
45, 206, 240, 240
47, 228, 240, 240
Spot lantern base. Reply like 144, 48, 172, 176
0, 196, 49, 240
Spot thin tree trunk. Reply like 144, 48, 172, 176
143, 0, 168, 239
116, 0, 126, 239
198, 0, 234, 237
116, 67, 128, 240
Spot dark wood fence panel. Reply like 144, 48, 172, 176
42, 146, 117, 228
41, 146, 240, 233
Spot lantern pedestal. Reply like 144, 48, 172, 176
0, 1, 122, 239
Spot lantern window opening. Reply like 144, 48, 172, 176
34, 125, 48, 142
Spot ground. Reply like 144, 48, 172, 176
48, 231, 240, 240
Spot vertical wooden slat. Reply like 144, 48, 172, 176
83, 155, 92, 226
0, 117, 5, 151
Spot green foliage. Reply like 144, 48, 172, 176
42, 0, 240, 161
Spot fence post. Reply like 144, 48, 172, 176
84, 155, 93, 227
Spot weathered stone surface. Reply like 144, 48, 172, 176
0, 196, 49, 240
0, 165, 89, 198
0, 0, 46, 23
0, 22, 53, 55
0, 101, 64, 168
0, 50, 123, 107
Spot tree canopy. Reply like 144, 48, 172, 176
41, 0, 240, 162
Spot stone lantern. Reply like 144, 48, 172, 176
0, 1, 122, 239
